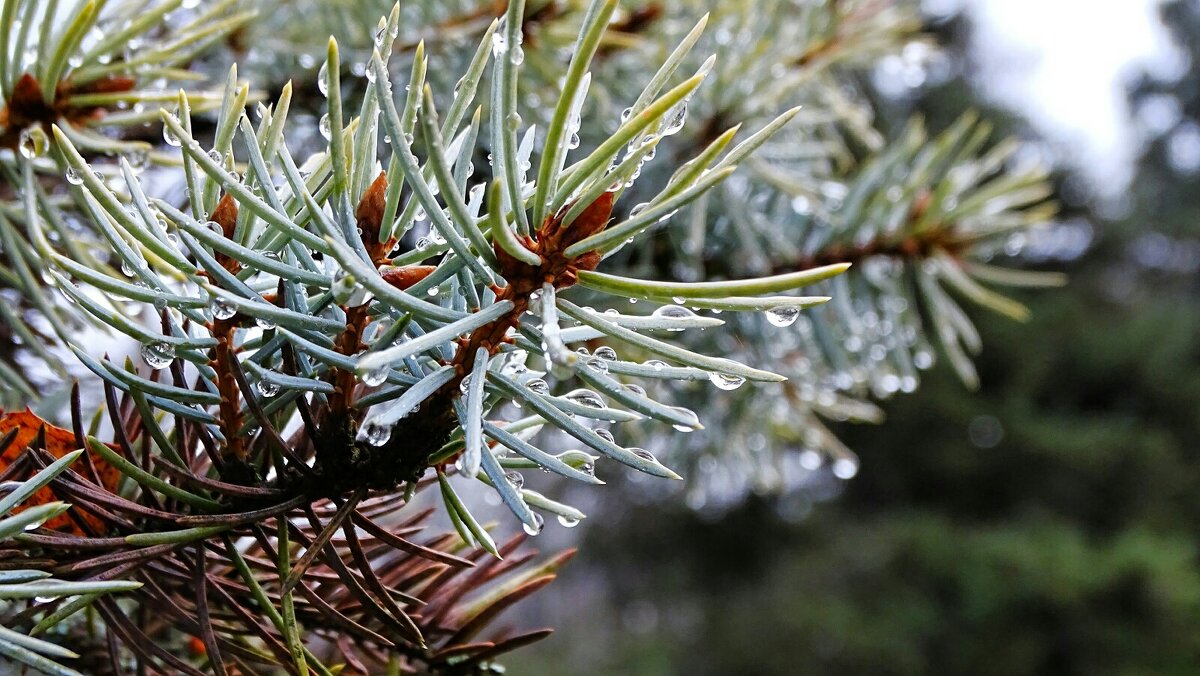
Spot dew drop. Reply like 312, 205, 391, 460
662, 101, 687, 136
505, 471, 524, 490
593, 346, 616, 361
256, 378, 280, 397
163, 124, 181, 147
764, 305, 801, 327
362, 420, 392, 446
317, 61, 329, 96
565, 388, 605, 409
140, 341, 175, 370
211, 297, 236, 320
708, 371, 745, 390
362, 366, 389, 387
319, 114, 332, 140
629, 447, 656, 463
522, 512, 544, 536
18, 126, 48, 159
832, 457, 859, 479
64, 167, 84, 185
524, 378, 549, 395
557, 515, 580, 528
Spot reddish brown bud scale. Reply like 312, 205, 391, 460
383, 265, 438, 291
356, 172, 393, 265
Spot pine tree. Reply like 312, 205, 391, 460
0, 1, 1060, 673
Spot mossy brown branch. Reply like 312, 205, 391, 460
0, 72, 135, 150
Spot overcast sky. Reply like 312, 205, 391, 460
938, 0, 1188, 198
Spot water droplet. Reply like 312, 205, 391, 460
256, 377, 280, 397
764, 305, 801, 327
594, 428, 614, 443
362, 366, 389, 387
708, 371, 745, 390
510, 45, 524, 65
624, 383, 646, 397
662, 101, 687, 136
492, 32, 508, 56
798, 449, 823, 470
64, 167, 84, 185
652, 305, 695, 329
163, 123, 181, 147
567, 132, 580, 149
18, 126, 47, 159
565, 389, 605, 409
525, 378, 549, 395
319, 114, 332, 140
211, 297, 236, 320
585, 357, 608, 374
374, 25, 388, 47
124, 146, 150, 173
620, 107, 633, 123
506, 111, 522, 131
629, 447, 656, 463
140, 341, 175, 370
669, 407, 700, 432
362, 420, 392, 446
317, 61, 329, 96
255, 316, 276, 330
426, 286, 439, 297
522, 512, 544, 536
505, 471, 524, 490
832, 458, 859, 479
557, 515, 579, 528
207, 148, 224, 164
593, 346, 616, 361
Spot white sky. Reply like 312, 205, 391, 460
947, 0, 1189, 197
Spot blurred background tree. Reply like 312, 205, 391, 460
508, 1, 1200, 674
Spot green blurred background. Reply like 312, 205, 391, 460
509, 1, 1200, 673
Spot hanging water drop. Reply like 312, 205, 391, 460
522, 512, 544, 536
629, 447, 656, 463
557, 515, 580, 528
764, 305, 801, 327
362, 366, 389, 387
662, 101, 687, 136
565, 389, 605, 409
505, 471, 524, 490
832, 458, 859, 479
362, 421, 392, 447
64, 167, 84, 185
163, 124, 181, 147
593, 346, 616, 362
256, 377, 280, 397
317, 60, 330, 96
211, 297, 236, 320
708, 371, 745, 390
319, 114, 332, 140
18, 126, 47, 159
140, 341, 175, 370
525, 378, 549, 395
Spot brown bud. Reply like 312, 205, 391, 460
561, 190, 614, 250
382, 265, 437, 291
356, 172, 391, 264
